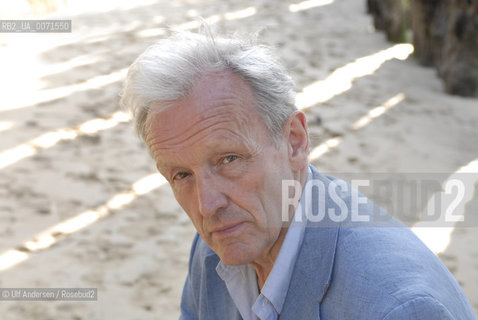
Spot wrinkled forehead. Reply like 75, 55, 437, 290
144, 70, 267, 138
143, 70, 273, 156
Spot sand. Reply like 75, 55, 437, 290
0, 0, 477, 318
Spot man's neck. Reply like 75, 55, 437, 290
250, 166, 309, 289
251, 226, 289, 289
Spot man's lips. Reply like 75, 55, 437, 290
210, 222, 246, 238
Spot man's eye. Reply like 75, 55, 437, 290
222, 155, 239, 164
174, 172, 190, 181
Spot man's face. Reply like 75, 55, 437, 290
145, 70, 296, 266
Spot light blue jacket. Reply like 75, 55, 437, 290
180, 166, 476, 319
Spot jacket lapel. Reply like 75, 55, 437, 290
280, 166, 340, 319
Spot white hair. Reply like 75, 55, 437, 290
120, 29, 297, 143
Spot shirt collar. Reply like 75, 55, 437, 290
216, 262, 259, 319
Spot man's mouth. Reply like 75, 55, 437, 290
210, 222, 246, 239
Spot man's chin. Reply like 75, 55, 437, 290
217, 245, 259, 266
220, 256, 251, 266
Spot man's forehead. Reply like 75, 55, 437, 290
146, 102, 254, 148
145, 72, 267, 143
147, 70, 257, 122
143, 69, 273, 168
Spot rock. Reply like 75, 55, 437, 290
410, 0, 450, 68
441, 0, 478, 96
370, 0, 478, 97
367, 0, 410, 43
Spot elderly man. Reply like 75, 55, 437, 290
121, 30, 476, 320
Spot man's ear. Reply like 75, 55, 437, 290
283, 110, 309, 171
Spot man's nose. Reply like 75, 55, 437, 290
196, 171, 228, 217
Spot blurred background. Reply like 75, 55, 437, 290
0, 0, 477, 318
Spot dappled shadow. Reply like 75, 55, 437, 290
1, 0, 477, 317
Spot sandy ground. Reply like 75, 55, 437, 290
0, 0, 477, 319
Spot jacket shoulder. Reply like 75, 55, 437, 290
321, 225, 476, 319
382, 296, 455, 320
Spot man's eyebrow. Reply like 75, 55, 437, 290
155, 160, 177, 172
154, 159, 173, 174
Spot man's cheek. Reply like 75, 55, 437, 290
176, 196, 196, 218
